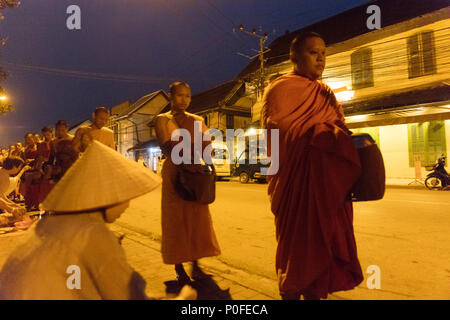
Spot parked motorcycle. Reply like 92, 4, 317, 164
424, 154, 449, 190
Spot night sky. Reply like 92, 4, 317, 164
0, 0, 371, 147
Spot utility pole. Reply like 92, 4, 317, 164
235, 25, 270, 100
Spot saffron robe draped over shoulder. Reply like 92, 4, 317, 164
157, 112, 221, 265
261, 73, 364, 298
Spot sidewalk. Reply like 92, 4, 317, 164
108, 223, 276, 300
386, 178, 427, 189
0, 222, 276, 300
230, 176, 428, 190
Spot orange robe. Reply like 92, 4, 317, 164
159, 112, 221, 264
261, 73, 363, 298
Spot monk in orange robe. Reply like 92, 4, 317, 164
155, 81, 221, 287
261, 32, 363, 300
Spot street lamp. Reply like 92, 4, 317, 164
0, 86, 7, 101
0, 88, 12, 114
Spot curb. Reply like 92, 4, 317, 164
386, 184, 426, 190
111, 222, 278, 300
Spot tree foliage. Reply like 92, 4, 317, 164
0, 0, 19, 114
0, 102, 13, 114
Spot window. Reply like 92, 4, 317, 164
226, 114, 234, 129
213, 148, 228, 160
408, 121, 446, 167
407, 31, 436, 79
351, 48, 374, 89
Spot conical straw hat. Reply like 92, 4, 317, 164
41, 140, 161, 212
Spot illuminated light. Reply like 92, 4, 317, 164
345, 114, 367, 121
325, 81, 351, 91
244, 128, 265, 136
247, 128, 256, 135
148, 147, 160, 153
335, 90, 354, 102
0, 96, 7, 101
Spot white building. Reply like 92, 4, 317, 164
110, 90, 169, 169
238, 0, 450, 182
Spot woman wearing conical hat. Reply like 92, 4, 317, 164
0, 141, 196, 300
155, 81, 221, 286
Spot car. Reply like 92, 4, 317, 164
233, 149, 270, 184
211, 141, 233, 180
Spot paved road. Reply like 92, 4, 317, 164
115, 180, 450, 300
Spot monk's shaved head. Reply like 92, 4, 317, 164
290, 31, 326, 80
290, 31, 324, 55
169, 81, 190, 95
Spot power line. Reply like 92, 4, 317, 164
0, 61, 223, 83
201, 0, 250, 43
246, 28, 450, 79
203, 0, 237, 27
2, 61, 179, 83
178, 39, 250, 78
153, 0, 245, 79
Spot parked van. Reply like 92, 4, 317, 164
211, 140, 232, 180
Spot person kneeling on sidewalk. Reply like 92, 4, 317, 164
0, 157, 28, 227
0, 141, 196, 300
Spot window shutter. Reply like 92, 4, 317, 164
421, 31, 436, 75
351, 48, 374, 89
351, 50, 363, 89
226, 114, 234, 129
425, 121, 446, 166
408, 123, 425, 167
362, 48, 374, 87
409, 121, 446, 167
407, 34, 421, 78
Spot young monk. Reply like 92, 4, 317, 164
155, 81, 220, 286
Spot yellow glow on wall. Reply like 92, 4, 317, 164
336, 90, 355, 102
326, 81, 350, 91
345, 114, 367, 121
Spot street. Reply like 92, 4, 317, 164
1, 0, 449, 303
115, 180, 450, 300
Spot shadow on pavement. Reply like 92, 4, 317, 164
164, 276, 232, 300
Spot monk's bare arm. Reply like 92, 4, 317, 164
155, 115, 176, 158
201, 119, 213, 164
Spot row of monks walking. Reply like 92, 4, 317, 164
0, 32, 364, 300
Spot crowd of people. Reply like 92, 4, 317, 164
0, 106, 197, 300
0, 107, 112, 227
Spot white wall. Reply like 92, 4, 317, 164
371, 121, 449, 180
379, 124, 413, 179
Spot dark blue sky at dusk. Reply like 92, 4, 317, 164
0, 0, 372, 146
